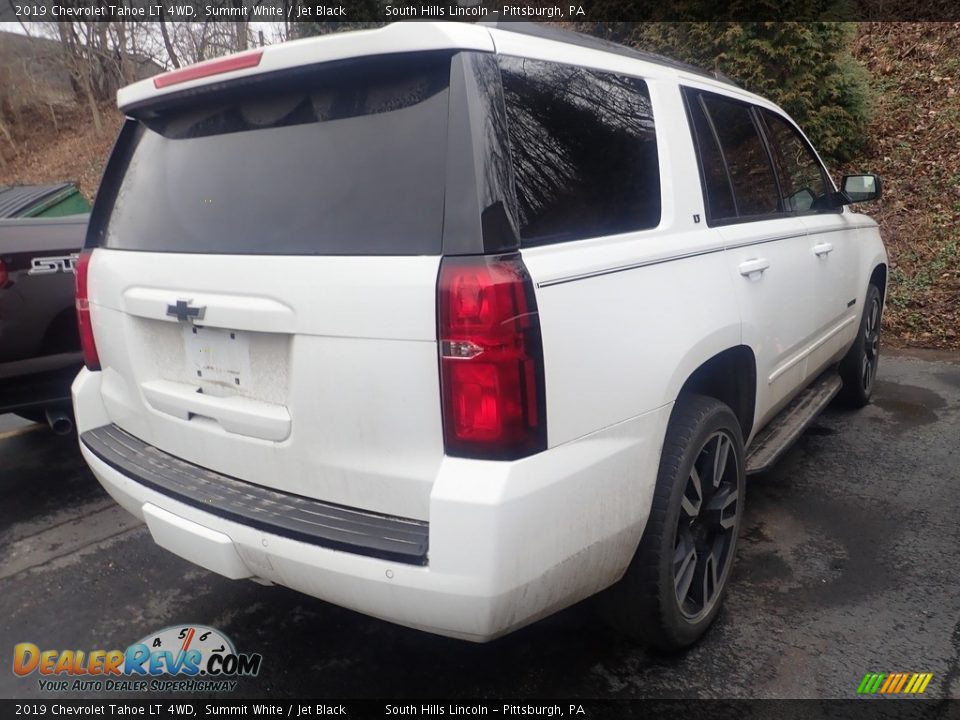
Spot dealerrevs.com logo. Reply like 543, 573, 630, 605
13, 625, 262, 693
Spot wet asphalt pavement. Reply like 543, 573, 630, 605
1, 350, 958, 701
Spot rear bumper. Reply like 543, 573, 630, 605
73, 368, 670, 641
81, 423, 430, 565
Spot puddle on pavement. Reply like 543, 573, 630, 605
734, 480, 913, 613
872, 380, 945, 428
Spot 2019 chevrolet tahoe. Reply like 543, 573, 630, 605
72, 22, 887, 648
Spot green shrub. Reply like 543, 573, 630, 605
583, 22, 873, 166
296, 19, 871, 167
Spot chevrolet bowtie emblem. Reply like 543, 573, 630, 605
166, 299, 206, 323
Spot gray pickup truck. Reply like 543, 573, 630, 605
0, 215, 87, 432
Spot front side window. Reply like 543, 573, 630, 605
685, 94, 737, 221
759, 110, 833, 213
699, 94, 780, 220
498, 56, 661, 245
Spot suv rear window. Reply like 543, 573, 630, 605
498, 57, 660, 245
103, 54, 451, 255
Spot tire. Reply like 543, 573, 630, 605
601, 394, 745, 651
838, 283, 882, 408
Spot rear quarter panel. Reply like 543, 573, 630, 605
520, 78, 740, 447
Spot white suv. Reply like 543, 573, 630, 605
73, 22, 887, 649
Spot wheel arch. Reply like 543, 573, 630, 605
675, 345, 757, 442
869, 263, 888, 305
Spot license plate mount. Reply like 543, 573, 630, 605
183, 325, 251, 389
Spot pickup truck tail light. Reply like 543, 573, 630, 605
438, 254, 546, 460
75, 250, 101, 371
0, 259, 7, 287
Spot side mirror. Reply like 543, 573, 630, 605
841, 174, 882, 204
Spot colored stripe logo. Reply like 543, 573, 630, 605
857, 672, 933, 695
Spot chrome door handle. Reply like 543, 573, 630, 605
738, 258, 770, 277
813, 242, 834, 257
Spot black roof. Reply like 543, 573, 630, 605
0, 182, 75, 218
482, 21, 738, 87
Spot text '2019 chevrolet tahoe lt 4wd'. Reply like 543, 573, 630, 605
73, 22, 887, 649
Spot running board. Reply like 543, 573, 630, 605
745, 372, 842, 475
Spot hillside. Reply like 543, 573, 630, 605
0, 22, 957, 348
842, 22, 960, 348
0, 103, 123, 202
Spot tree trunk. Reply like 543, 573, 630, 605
232, 10, 249, 52
0, 115, 18, 159
197, 21, 212, 62
82, 77, 103, 135
116, 19, 132, 85
158, 11, 181, 68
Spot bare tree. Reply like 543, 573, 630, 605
56, 21, 104, 134
0, 17, 260, 157
166, 22, 254, 66
112, 18, 133, 87
0, 108, 17, 166
158, 10, 181, 68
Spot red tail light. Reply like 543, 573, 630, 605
75, 250, 100, 371
438, 254, 546, 460
0, 259, 7, 287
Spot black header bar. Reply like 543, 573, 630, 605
0, 699, 954, 720
2, 0, 960, 22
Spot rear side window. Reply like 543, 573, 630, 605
102, 54, 451, 255
699, 94, 779, 219
498, 57, 660, 245
759, 110, 833, 213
